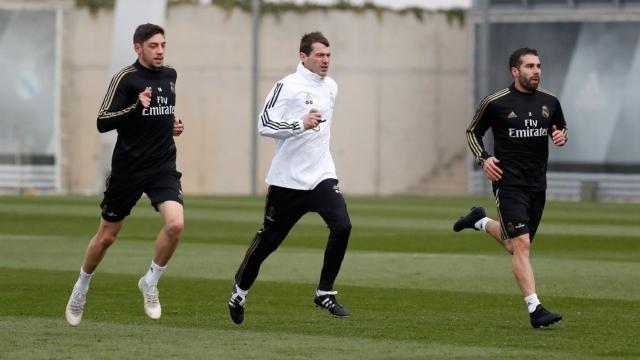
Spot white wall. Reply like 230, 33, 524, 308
59, 4, 469, 195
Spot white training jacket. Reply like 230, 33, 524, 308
258, 62, 338, 190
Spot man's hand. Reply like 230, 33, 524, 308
483, 156, 503, 182
303, 110, 322, 130
139, 86, 152, 108
173, 117, 184, 137
551, 125, 566, 146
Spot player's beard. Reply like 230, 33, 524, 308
140, 51, 162, 70
518, 74, 539, 92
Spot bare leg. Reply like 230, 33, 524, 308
485, 219, 513, 254
483, 220, 535, 296
510, 233, 535, 297
82, 219, 124, 273
153, 200, 184, 266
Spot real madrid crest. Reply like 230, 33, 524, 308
170, 81, 175, 94
541, 105, 549, 119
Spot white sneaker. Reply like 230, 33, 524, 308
138, 277, 161, 320
65, 288, 86, 327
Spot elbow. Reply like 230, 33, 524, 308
96, 119, 111, 133
258, 127, 277, 138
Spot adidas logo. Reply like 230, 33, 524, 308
507, 111, 517, 119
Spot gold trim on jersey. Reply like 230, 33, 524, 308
537, 87, 557, 98
466, 88, 510, 163
98, 65, 136, 119
98, 101, 138, 119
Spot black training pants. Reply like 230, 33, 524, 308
234, 178, 352, 291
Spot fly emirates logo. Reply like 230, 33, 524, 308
509, 118, 548, 138
143, 95, 175, 116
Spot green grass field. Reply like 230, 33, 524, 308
1, 195, 639, 359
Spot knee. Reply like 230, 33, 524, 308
331, 221, 352, 237
165, 220, 184, 239
259, 228, 285, 251
96, 231, 117, 248
511, 235, 531, 254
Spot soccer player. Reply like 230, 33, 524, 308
65, 23, 185, 327
453, 48, 568, 328
228, 32, 352, 325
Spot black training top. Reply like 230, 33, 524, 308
96, 60, 177, 176
466, 83, 568, 191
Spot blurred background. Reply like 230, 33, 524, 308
1, 0, 639, 201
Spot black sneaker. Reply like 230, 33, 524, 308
314, 291, 350, 318
228, 286, 246, 325
530, 304, 562, 328
453, 206, 486, 232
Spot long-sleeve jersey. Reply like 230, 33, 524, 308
259, 62, 339, 190
97, 60, 177, 176
467, 83, 568, 191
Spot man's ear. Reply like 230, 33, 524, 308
134, 43, 142, 55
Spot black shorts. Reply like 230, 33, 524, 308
100, 170, 183, 222
493, 188, 545, 242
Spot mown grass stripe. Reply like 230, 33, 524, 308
2, 237, 638, 300
2, 204, 639, 237
2, 270, 638, 359
0, 316, 613, 360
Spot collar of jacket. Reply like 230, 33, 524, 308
297, 62, 325, 84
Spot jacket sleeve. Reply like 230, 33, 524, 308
466, 95, 493, 167
257, 82, 306, 139
96, 73, 140, 133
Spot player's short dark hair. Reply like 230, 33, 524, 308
133, 23, 165, 45
509, 48, 539, 69
299, 32, 330, 55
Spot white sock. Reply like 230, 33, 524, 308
234, 284, 248, 297
74, 267, 93, 293
316, 289, 336, 296
525, 293, 541, 313
143, 260, 166, 286
474, 217, 490, 231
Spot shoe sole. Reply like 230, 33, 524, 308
314, 304, 350, 318
533, 319, 562, 328
143, 308, 161, 320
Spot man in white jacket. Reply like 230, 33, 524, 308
228, 32, 352, 325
